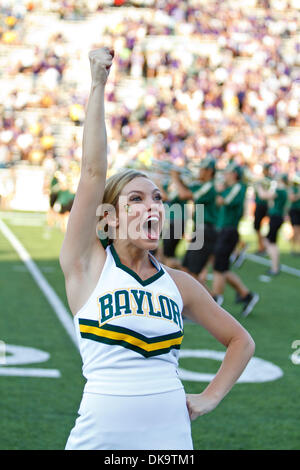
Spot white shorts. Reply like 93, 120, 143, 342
65, 388, 193, 450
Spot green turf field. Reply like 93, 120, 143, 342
0, 210, 299, 450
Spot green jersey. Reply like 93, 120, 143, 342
238, 181, 248, 222
50, 175, 60, 195
290, 185, 300, 210
57, 189, 75, 207
163, 182, 188, 222
189, 180, 217, 226
217, 183, 245, 229
255, 177, 272, 206
268, 188, 287, 217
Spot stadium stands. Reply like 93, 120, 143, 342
0, 0, 299, 212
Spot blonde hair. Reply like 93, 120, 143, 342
103, 168, 149, 207
98, 168, 149, 244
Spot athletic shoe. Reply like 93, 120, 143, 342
235, 293, 243, 304
213, 295, 224, 306
241, 292, 260, 317
266, 268, 280, 276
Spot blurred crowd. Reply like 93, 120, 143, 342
0, 0, 299, 232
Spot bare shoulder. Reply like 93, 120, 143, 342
163, 265, 207, 306
163, 264, 190, 283
61, 239, 107, 316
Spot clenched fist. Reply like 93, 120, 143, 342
89, 47, 114, 86
186, 393, 219, 421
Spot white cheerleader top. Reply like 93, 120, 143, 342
73, 243, 185, 396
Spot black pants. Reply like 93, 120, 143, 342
266, 215, 283, 243
289, 209, 300, 227
183, 224, 217, 275
254, 203, 268, 231
162, 219, 185, 258
213, 227, 239, 273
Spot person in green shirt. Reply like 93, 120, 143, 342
57, 187, 75, 214
212, 163, 259, 317
49, 172, 60, 209
257, 173, 288, 275
53, 173, 75, 233
253, 163, 272, 254
171, 157, 218, 287
158, 173, 189, 269
47, 170, 61, 229
229, 166, 248, 268
288, 172, 300, 255
225, 165, 251, 295
47, 168, 75, 232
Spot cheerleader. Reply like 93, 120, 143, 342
60, 48, 255, 450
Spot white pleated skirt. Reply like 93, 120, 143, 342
65, 388, 193, 450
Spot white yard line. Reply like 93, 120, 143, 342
0, 218, 78, 350
245, 253, 300, 278
0, 367, 61, 378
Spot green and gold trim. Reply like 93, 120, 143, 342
110, 244, 165, 286
78, 319, 184, 358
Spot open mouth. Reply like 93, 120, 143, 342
142, 215, 160, 241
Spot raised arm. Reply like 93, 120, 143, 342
168, 268, 255, 421
256, 182, 276, 201
289, 188, 300, 202
217, 182, 243, 207
171, 170, 193, 200
59, 48, 114, 276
